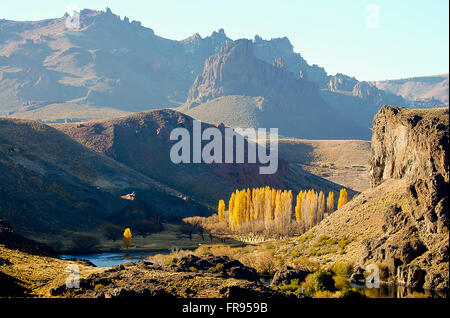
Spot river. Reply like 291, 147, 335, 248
59, 250, 168, 267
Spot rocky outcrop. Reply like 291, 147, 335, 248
182, 40, 369, 139
185, 39, 321, 109
364, 106, 449, 290
327, 73, 358, 92
50, 255, 284, 298
352, 82, 405, 108
370, 106, 448, 188
270, 265, 310, 286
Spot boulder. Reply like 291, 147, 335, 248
270, 265, 310, 286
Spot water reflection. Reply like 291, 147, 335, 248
353, 283, 448, 298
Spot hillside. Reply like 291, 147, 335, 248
278, 138, 371, 192
180, 40, 370, 140
0, 117, 210, 235
53, 109, 356, 208
270, 106, 449, 291
373, 74, 449, 106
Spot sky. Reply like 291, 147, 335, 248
1, 0, 448, 81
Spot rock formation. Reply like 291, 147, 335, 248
185, 39, 320, 109
182, 40, 369, 139
50, 255, 284, 298
292, 106, 448, 291
366, 106, 448, 290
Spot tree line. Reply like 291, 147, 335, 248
217, 186, 348, 238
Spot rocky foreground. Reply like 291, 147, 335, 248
50, 255, 284, 298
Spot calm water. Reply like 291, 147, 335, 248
351, 283, 448, 298
59, 250, 169, 267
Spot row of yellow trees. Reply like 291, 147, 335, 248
217, 186, 348, 236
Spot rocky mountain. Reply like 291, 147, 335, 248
0, 8, 231, 117
373, 74, 449, 107
180, 40, 370, 139
289, 106, 448, 291
0, 117, 210, 235
1, 7, 443, 137
53, 109, 349, 207
252, 35, 329, 88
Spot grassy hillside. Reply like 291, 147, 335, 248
7, 102, 129, 123
373, 74, 449, 105
278, 138, 371, 192
54, 109, 356, 209
179, 95, 371, 140
0, 117, 209, 236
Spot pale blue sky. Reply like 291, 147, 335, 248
1, 0, 448, 81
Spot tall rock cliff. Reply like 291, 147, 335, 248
366, 106, 448, 290
297, 106, 448, 291
185, 39, 320, 109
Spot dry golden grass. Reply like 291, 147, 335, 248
279, 138, 371, 192
0, 245, 102, 297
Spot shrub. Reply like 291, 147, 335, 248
305, 270, 335, 292
333, 275, 351, 291
189, 266, 198, 272
164, 257, 178, 266
279, 279, 302, 294
406, 292, 430, 298
331, 262, 353, 277
94, 284, 105, 292
313, 290, 336, 298
315, 270, 335, 291
215, 263, 225, 271
338, 235, 354, 250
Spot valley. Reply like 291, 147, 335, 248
0, 6, 448, 302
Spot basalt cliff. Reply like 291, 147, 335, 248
295, 106, 448, 291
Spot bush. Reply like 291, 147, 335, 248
313, 290, 336, 298
302, 270, 335, 295
406, 292, 430, 298
333, 275, 351, 291
189, 266, 198, 272
215, 263, 225, 271
338, 235, 354, 250
164, 257, 178, 266
331, 262, 353, 277
94, 284, 105, 292
279, 279, 302, 294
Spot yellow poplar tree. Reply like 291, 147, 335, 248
228, 192, 235, 225
123, 228, 132, 249
233, 191, 242, 228
327, 191, 334, 213
337, 188, 348, 210
218, 199, 225, 222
